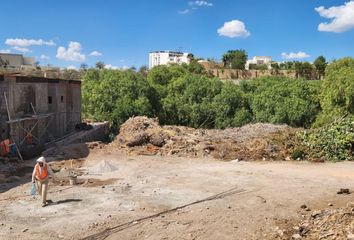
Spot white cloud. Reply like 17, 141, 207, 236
178, 9, 190, 14
89, 51, 102, 56
5, 38, 55, 47
0, 49, 11, 53
104, 64, 119, 70
104, 64, 129, 70
281, 51, 310, 60
56, 41, 86, 62
66, 65, 78, 70
217, 20, 250, 38
12, 46, 31, 53
40, 54, 50, 60
189, 1, 213, 7
315, 1, 354, 33
179, 0, 212, 14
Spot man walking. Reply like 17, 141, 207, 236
32, 157, 55, 207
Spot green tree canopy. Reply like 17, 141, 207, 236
314, 56, 327, 79
294, 62, 314, 79
95, 61, 105, 69
222, 49, 248, 70
315, 58, 354, 126
246, 77, 321, 127
82, 69, 153, 131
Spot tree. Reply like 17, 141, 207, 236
138, 65, 149, 78
187, 53, 194, 61
294, 62, 314, 79
314, 56, 327, 79
280, 61, 295, 70
271, 62, 280, 74
187, 60, 205, 74
162, 75, 222, 128
315, 58, 354, 126
95, 61, 105, 69
222, 50, 248, 70
80, 63, 88, 71
250, 77, 321, 127
213, 82, 252, 128
271, 62, 279, 70
82, 69, 153, 131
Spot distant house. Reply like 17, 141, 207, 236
0, 53, 35, 68
245, 56, 272, 70
149, 51, 190, 69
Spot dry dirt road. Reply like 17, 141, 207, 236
0, 152, 354, 240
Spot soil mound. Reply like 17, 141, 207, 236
111, 116, 298, 161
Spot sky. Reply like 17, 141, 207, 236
0, 0, 353, 69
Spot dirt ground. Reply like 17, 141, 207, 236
0, 149, 354, 240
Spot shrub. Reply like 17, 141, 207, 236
301, 117, 354, 161
248, 77, 321, 128
314, 58, 354, 127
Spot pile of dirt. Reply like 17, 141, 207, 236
116, 117, 169, 147
292, 203, 354, 239
111, 116, 299, 161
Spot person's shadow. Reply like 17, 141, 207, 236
47, 199, 82, 205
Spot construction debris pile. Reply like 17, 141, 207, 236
293, 203, 354, 240
111, 116, 298, 161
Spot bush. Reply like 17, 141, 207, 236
301, 117, 354, 161
246, 77, 321, 128
314, 58, 354, 127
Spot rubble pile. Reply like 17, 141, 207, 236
293, 203, 354, 240
111, 116, 296, 160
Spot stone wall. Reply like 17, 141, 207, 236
207, 69, 298, 80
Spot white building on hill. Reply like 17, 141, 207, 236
245, 56, 272, 70
0, 53, 35, 68
149, 51, 190, 69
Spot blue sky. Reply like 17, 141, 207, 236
0, 0, 353, 69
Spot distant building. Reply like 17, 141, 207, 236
149, 51, 190, 69
0, 53, 35, 68
245, 56, 272, 70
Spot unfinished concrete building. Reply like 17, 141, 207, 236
0, 73, 81, 154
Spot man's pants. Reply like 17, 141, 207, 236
36, 179, 48, 204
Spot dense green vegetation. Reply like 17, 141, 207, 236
82, 57, 354, 161
82, 69, 153, 131
314, 58, 354, 127
242, 77, 321, 128
301, 58, 354, 161
83, 63, 322, 130
301, 117, 354, 161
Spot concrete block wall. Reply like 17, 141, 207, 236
0, 74, 81, 148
